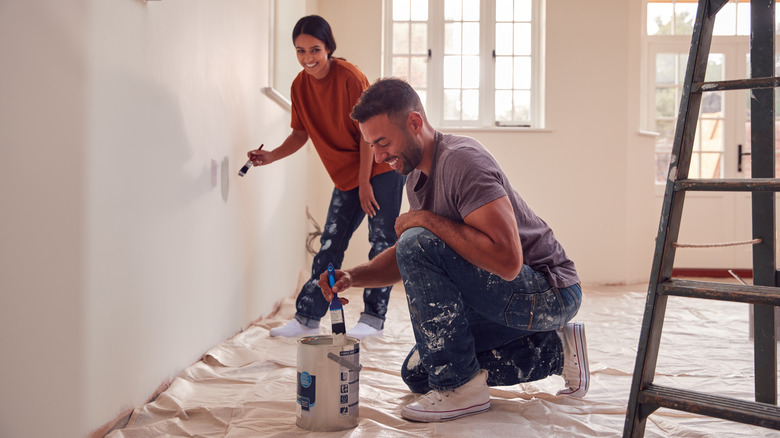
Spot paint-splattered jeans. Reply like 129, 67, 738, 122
295, 171, 406, 330
396, 227, 582, 392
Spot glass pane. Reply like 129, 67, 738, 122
678, 54, 688, 84
445, 0, 461, 21
514, 0, 532, 22
495, 57, 512, 89
514, 90, 531, 121
463, 23, 480, 55
655, 119, 676, 145
410, 56, 427, 88
444, 89, 461, 120
675, 3, 696, 35
656, 53, 675, 85
393, 23, 410, 55
713, 3, 736, 36
656, 87, 677, 118
411, 0, 428, 21
705, 54, 724, 82
392, 56, 410, 80
411, 23, 427, 54
701, 91, 722, 115
496, 0, 512, 22
656, 150, 672, 182
689, 153, 701, 178
647, 3, 673, 36
495, 90, 512, 122
701, 152, 722, 178
463, 0, 480, 21
393, 0, 410, 21
463, 56, 480, 88
445, 23, 461, 55
495, 23, 513, 55
699, 118, 723, 152
737, 2, 750, 36
514, 56, 531, 89
462, 90, 479, 120
514, 23, 531, 56
443, 56, 461, 88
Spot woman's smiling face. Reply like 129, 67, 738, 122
294, 33, 331, 80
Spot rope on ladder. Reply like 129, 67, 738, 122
672, 238, 763, 248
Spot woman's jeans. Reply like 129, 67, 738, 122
396, 227, 582, 392
295, 171, 406, 330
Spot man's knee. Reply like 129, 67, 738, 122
396, 227, 438, 261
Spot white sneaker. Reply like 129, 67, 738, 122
556, 321, 589, 398
401, 369, 490, 422
346, 322, 384, 339
269, 319, 318, 338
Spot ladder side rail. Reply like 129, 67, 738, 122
750, 0, 778, 406
623, 1, 719, 435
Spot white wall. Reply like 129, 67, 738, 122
0, 1, 308, 436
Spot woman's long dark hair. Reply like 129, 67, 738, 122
292, 15, 337, 59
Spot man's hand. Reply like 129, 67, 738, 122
394, 210, 432, 237
318, 269, 351, 305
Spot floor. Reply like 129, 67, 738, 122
107, 280, 780, 437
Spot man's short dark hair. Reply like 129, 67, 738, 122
350, 78, 427, 127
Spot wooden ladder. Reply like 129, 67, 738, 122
624, 0, 780, 435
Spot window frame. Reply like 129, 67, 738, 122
383, 0, 546, 129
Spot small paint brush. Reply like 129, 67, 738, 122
327, 263, 347, 335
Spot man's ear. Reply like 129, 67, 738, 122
408, 111, 424, 135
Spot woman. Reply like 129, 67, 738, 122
248, 15, 405, 339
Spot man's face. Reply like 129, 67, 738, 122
359, 113, 423, 176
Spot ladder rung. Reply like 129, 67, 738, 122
693, 76, 780, 92
659, 279, 780, 306
674, 178, 780, 192
638, 384, 780, 430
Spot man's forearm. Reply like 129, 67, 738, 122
348, 245, 402, 289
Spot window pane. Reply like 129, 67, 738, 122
393, 0, 410, 21
514, 0, 531, 22
674, 3, 696, 35
514, 56, 531, 89
647, 3, 673, 36
700, 118, 722, 152
445, 0, 461, 21
514, 23, 531, 55
495, 23, 513, 55
495, 57, 512, 89
393, 23, 410, 55
737, 2, 750, 36
713, 3, 736, 36
655, 88, 677, 118
705, 54, 724, 82
393, 56, 410, 79
463, 90, 479, 120
444, 89, 461, 120
701, 152, 722, 178
463, 23, 480, 55
411, 0, 428, 20
514, 90, 530, 121
463, 0, 480, 20
443, 56, 461, 88
496, 0, 512, 22
656, 150, 672, 182
701, 91, 722, 115
410, 56, 427, 88
445, 23, 461, 54
495, 90, 512, 122
689, 153, 701, 178
463, 56, 480, 88
656, 53, 675, 85
411, 23, 428, 54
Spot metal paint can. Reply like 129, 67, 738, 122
296, 335, 361, 431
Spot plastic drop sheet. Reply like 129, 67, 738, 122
107, 282, 780, 437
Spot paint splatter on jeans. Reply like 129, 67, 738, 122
295, 171, 405, 330
396, 227, 581, 391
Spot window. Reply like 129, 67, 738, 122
385, 0, 544, 128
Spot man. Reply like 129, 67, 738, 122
319, 78, 588, 423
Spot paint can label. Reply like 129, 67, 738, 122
297, 371, 316, 411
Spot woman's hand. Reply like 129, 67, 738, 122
247, 144, 274, 166
359, 183, 380, 218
